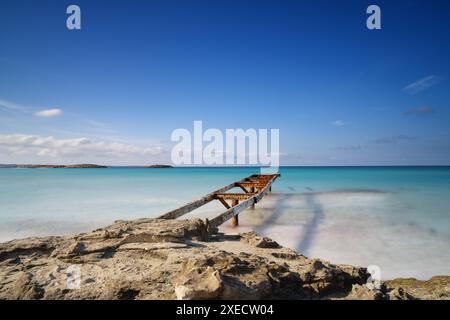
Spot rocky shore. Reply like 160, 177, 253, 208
0, 218, 448, 300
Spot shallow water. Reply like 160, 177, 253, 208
1, 167, 449, 279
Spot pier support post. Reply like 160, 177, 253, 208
231, 199, 239, 226
250, 186, 256, 209
231, 214, 239, 227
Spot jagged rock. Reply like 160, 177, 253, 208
385, 276, 450, 300
240, 232, 280, 248
118, 242, 189, 251
0, 218, 448, 300
338, 284, 386, 300
271, 252, 300, 260
0, 236, 62, 262
175, 266, 222, 300
387, 287, 415, 300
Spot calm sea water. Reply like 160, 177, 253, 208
1, 167, 449, 279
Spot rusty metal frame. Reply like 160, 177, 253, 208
158, 173, 280, 228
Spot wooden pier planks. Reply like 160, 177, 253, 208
158, 173, 280, 227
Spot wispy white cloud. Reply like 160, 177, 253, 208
0, 99, 26, 111
85, 120, 107, 128
34, 108, 63, 118
403, 75, 439, 95
403, 106, 433, 115
84, 119, 118, 135
336, 145, 362, 151
331, 120, 345, 127
374, 134, 417, 144
0, 134, 165, 159
0, 98, 62, 118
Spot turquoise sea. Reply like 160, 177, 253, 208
1, 166, 449, 279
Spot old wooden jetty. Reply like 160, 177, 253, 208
158, 173, 280, 229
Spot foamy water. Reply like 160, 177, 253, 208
1, 167, 449, 279
221, 191, 450, 279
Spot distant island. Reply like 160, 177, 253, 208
0, 164, 16, 168
0, 164, 107, 168
0, 164, 174, 168
144, 164, 173, 168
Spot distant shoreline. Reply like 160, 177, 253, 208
0, 164, 107, 169
1, 164, 450, 169
0, 164, 174, 169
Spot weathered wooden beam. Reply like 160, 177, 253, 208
209, 198, 255, 228
158, 175, 257, 219
236, 184, 249, 193
217, 197, 230, 209
236, 182, 265, 189
249, 174, 276, 181
158, 197, 214, 219
231, 199, 239, 226
215, 193, 255, 201
247, 178, 272, 184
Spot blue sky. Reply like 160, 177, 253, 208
1, 0, 450, 165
